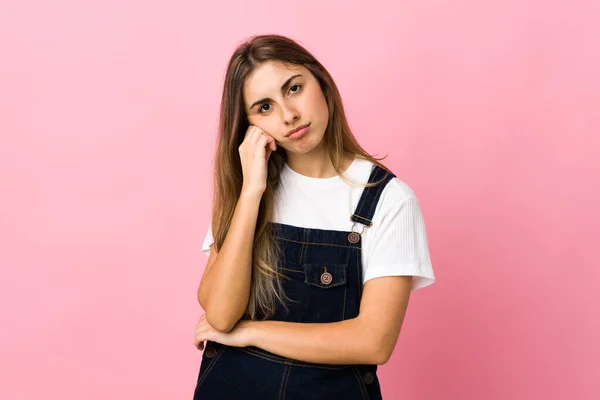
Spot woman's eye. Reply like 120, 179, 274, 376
258, 86, 301, 114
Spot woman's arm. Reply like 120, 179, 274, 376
247, 317, 379, 365
199, 126, 277, 333
245, 276, 413, 365
198, 191, 262, 333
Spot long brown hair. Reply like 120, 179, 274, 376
211, 34, 392, 320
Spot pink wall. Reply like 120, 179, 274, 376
1, 1, 598, 399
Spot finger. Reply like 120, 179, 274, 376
245, 125, 257, 139
244, 126, 259, 145
265, 139, 275, 152
262, 132, 276, 144
252, 128, 270, 143
256, 135, 270, 151
260, 135, 276, 152
257, 134, 269, 144
264, 133, 277, 150
251, 130, 265, 146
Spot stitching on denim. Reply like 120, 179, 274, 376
300, 229, 307, 264
357, 249, 362, 298
352, 214, 372, 225
355, 195, 368, 220
237, 347, 351, 370
282, 364, 293, 400
354, 167, 392, 227
352, 367, 370, 400
354, 186, 368, 218
359, 166, 386, 215
304, 263, 347, 288
355, 165, 378, 217
342, 280, 347, 319
364, 173, 386, 220
279, 267, 303, 273
304, 280, 347, 289
283, 365, 292, 399
278, 364, 291, 400
366, 173, 390, 219
238, 347, 293, 365
196, 345, 227, 388
274, 236, 362, 250
278, 366, 285, 400
354, 196, 367, 219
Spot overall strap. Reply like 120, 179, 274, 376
351, 165, 396, 228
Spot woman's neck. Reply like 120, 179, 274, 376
285, 150, 354, 179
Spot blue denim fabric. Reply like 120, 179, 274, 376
193, 165, 396, 399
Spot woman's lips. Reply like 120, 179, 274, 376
288, 124, 310, 140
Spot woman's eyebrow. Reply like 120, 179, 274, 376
248, 74, 303, 111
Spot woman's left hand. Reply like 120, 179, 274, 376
193, 313, 255, 351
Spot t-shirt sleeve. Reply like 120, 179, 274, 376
363, 197, 435, 291
201, 223, 214, 257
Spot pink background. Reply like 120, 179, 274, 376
1, 1, 598, 399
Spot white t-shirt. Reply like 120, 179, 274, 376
202, 157, 435, 291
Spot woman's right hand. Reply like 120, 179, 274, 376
239, 125, 277, 196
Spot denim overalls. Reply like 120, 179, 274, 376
193, 165, 396, 400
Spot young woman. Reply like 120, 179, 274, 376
192, 34, 435, 399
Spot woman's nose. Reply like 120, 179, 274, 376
281, 104, 300, 125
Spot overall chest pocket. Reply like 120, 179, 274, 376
302, 263, 349, 322
304, 263, 347, 288
276, 260, 350, 322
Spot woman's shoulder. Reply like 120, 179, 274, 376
353, 157, 419, 204
383, 177, 419, 202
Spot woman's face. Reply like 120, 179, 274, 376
243, 61, 329, 154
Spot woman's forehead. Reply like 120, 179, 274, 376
244, 62, 307, 96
